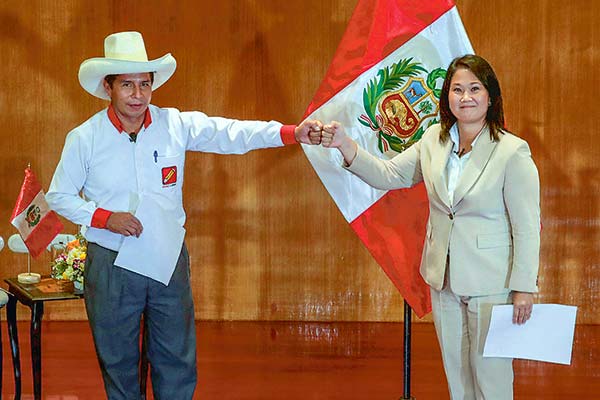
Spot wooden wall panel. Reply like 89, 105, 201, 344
0, 0, 597, 323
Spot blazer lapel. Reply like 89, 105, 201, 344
430, 136, 453, 209
452, 127, 498, 207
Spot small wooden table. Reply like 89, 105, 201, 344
4, 277, 83, 400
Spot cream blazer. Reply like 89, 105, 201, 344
347, 124, 540, 296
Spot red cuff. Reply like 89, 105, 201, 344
91, 208, 112, 229
280, 125, 297, 145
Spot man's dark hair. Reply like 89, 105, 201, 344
104, 72, 155, 88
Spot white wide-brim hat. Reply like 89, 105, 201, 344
78, 31, 177, 100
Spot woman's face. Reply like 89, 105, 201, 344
448, 68, 490, 126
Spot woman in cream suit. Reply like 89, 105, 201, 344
321, 55, 540, 400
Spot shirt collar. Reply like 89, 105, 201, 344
107, 104, 152, 134
449, 123, 483, 153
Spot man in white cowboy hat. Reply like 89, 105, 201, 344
47, 31, 322, 399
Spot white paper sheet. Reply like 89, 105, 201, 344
114, 196, 185, 285
483, 304, 577, 365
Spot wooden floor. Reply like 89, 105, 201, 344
0, 321, 597, 399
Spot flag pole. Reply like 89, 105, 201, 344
17, 246, 41, 284
400, 300, 415, 400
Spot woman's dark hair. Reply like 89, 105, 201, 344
439, 54, 505, 142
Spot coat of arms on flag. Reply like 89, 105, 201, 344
302, 0, 473, 317
10, 167, 63, 258
359, 59, 446, 154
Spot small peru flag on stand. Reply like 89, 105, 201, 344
302, 0, 473, 317
10, 167, 63, 258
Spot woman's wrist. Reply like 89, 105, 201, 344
339, 137, 358, 165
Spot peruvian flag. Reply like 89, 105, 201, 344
10, 167, 63, 258
303, 0, 473, 317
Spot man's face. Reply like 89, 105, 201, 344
103, 73, 153, 123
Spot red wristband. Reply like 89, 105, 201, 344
91, 208, 112, 229
280, 125, 297, 145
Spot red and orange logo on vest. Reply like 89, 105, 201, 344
161, 166, 177, 187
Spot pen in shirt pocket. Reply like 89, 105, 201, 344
153, 150, 158, 163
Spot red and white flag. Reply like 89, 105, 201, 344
303, 0, 473, 317
10, 167, 63, 258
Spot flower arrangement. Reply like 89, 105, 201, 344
51, 234, 86, 290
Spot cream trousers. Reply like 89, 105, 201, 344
430, 278, 513, 400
